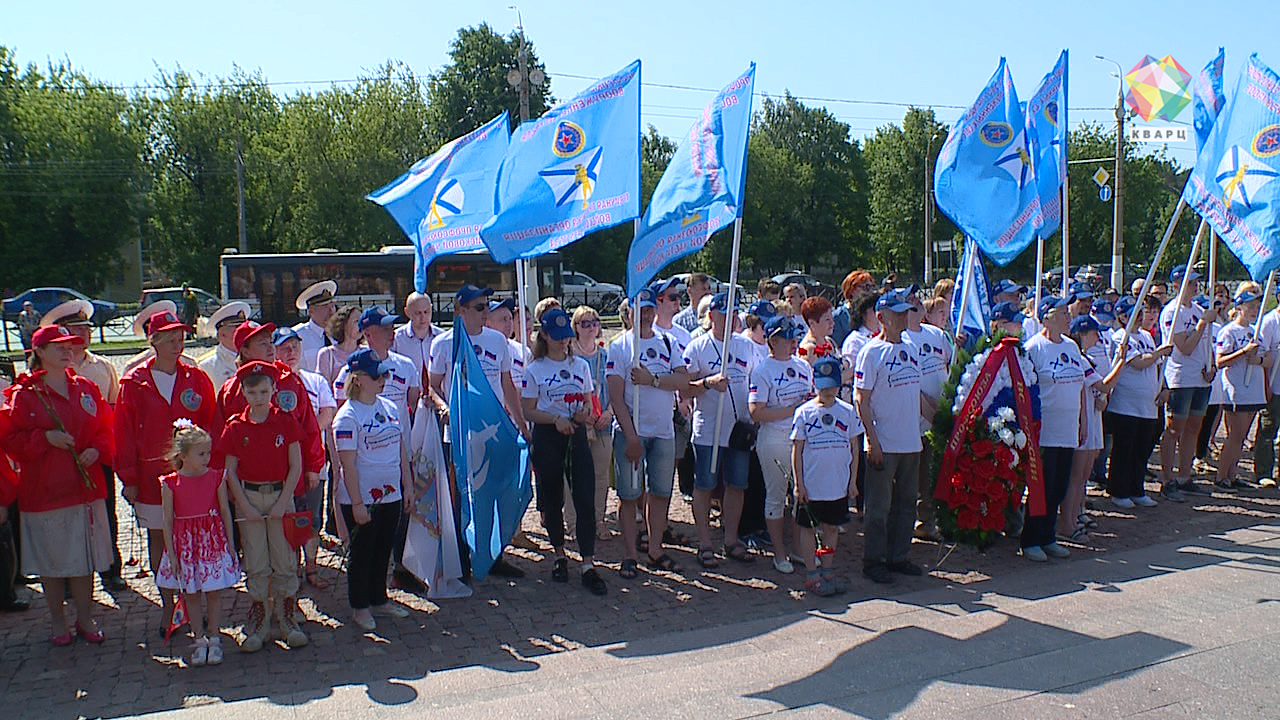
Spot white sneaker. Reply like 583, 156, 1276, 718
773, 557, 795, 574
372, 603, 409, 619
352, 610, 377, 631
1043, 542, 1071, 559
1132, 495, 1159, 508
1110, 496, 1136, 509
1021, 546, 1048, 562
205, 636, 223, 665
189, 637, 208, 667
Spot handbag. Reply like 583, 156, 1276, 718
717, 341, 759, 451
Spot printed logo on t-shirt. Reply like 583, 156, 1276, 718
276, 389, 298, 412
336, 429, 353, 440
79, 392, 97, 416
645, 348, 657, 359
180, 387, 202, 411
883, 347, 922, 388
1045, 350, 1085, 384
274, 434, 284, 447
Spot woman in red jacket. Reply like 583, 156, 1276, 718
0, 326, 114, 645
114, 308, 216, 628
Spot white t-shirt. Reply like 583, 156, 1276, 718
508, 339, 529, 389
1025, 334, 1097, 448
293, 319, 329, 374
606, 331, 678, 439
654, 321, 692, 357
333, 350, 419, 430
840, 326, 873, 364
683, 333, 757, 447
429, 326, 512, 403
522, 355, 594, 420
1216, 322, 1266, 407
790, 397, 858, 501
1081, 342, 1108, 451
854, 337, 923, 454
1258, 308, 1280, 394
904, 324, 952, 432
1208, 321, 1225, 405
748, 356, 814, 438
1160, 301, 1213, 389
1108, 328, 1160, 419
297, 367, 337, 416
333, 396, 404, 505
152, 368, 176, 403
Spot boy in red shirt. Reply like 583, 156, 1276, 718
220, 361, 305, 652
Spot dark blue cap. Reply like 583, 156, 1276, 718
635, 288, 657, 309
1069, 315, 1102, 334
270, 326, 301, 346
875, 289, 915, 313
1068, 281, 1095, 302
992, 279, 1028, 297
1115, 296, 1137, 316
747, 299, 777, 318
1170, 264, 1200, 283
358, 306, 397, 331
488, 297, 516, 313
991, 301, 1025, 323
708, 292, 737, 314
346, 347, 389, 378
649, 277, 685, 297
455, 284, 494, 306
764, 315, 803, 340
812, 357, 843, 389
1091, 299, 1116, 323
539, 307, 576, 340
1038, 295, 1071, 317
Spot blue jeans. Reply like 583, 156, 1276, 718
692, 444, 750, 491
613, 432, 676, 500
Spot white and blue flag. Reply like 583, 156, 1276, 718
366, 112, 510, 292
481, 61, 641, 263
625, 64, 755, 297
1026, 50, 1068, 240
951, 238, 993, 345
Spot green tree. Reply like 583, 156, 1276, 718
425, 23, 552, 138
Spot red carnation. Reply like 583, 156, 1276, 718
957, 508, 980, 529
979, 509, 1006, 531
369, 487, 384, 501
971, 439, 995, 457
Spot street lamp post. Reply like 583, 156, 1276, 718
1096, 56, 1126, 292
924, 130, 941, 285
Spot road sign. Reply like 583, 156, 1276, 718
1099, 185, 1112, 202
1092, 167, 1110, 187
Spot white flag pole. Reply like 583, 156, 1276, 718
709, 217, 744, 472
951, 238, 975, 367
1121, 198, 1190, 339
1061, 177, 1070, 295
1034, 235, 1045, 320
516, 261, 530, 362
1245, 270, 1274, 387
630, 219, 643, 488
1165, 217, 1209, 347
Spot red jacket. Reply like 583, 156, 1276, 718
215, 361, 324, 477
115, 358, 217, 506
0, 369, 114, 513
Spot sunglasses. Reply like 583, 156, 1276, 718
576, 319, 600, 328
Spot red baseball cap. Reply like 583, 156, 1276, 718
234, 360, 280, 383
32, 325, 87, 348
144, 309, 192, 336
232, 321, 276, 352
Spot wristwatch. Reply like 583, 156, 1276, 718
650, 374, 661, 388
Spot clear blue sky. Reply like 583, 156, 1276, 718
6, 0, 1276, 168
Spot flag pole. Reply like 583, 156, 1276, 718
1060, 177, 1070, 295
630, 219, 642, 489
1163, 217, 1209, 347
1034, 235, 1045, 320
516, 261, 530, 364
1120, 198, 1189, 339
951, 238, 974, 367
709, 217, 744, 472
1246, 270, 1275, 387
1208, 230, 1218, 290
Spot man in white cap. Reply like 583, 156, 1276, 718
293, 280, 337, 372
196, 301, 251, 389
122, 301, 201, 374
40, 299, 127, 591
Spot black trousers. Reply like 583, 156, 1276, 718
1196, 404, 1221, 459
101, 464, 122, 578
1104, 412, 1159, 499
340, 502, 400, 610
531, 423, 596, 557
1020, 446, 1074, 548
738, 451, 767, 537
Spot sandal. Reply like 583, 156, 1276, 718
305, 570, 330, 590
805, 572, 840, 597
697, 548, 720, 568
551, 558, 569, 583
646, 553, 681, 572
725, 543, 754, 563
619, 559, 638, 579
1076, 513, 1098, 530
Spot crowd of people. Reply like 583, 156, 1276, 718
0, 266, 1272, 668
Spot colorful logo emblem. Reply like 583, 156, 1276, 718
552, 121, 586, 158
980, 122, 1014, 148
1124, 55, 1192, 122
180, 388, 202, 411
1253, 125, 1280, 158
1042, 100, 1059, 127
275, 389, 298, 412
821, 413, 834, 425
1216, 146, 1280, 210
80, 393, 97, 416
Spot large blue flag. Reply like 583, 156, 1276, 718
625, 64, 756, 297
481, 61, 641, 264
367, 113, 510, 292
934, 59, 1042, 266
449, 329, 532, 580
1182, 54, 1280, 282
1026, 50, 1068, 239
1191, 48, 1226, 154
951, 238, 993, 345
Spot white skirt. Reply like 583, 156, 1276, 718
20, 500, 114, 578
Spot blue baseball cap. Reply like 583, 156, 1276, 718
1193, 294, 1211, 309
991, 301, 1025, 323
1091, 299, 1116, 323
1234, 289, 1262, 305
992, 279, 1028, 297
708, 291, 737, 315
635, 287, 657, 309
358, 306, 397, 331
763, 315, 803, 341
875, 289, 915, 313
346, 347, 389, 378
1069, 315, 1102, 335
455, 284, 494, 306
747, 299, 777, 318
812, 357, 843, 390
1038, 295, 1071, 317
1170, 264, 1200, 283
649, 277, 685, 298
270, 326, 301, 346
1068, 281, 1095, 302
488, 297, 516, 313
1115, 296, 1137, 317
539, 307, 576, 340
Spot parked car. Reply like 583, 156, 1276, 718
771, 272, 839, 301
561, 270, 624, 312
2, 287, 119, 326
670, 272, 746, 301
140, 287, 223, 318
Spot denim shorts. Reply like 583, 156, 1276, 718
1167, 386, 1211, 419
613, 432, 676, 501
692, 443, 750, 491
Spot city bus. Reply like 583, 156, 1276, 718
219, 246, 564, 325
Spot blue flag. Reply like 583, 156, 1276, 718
1182, 54, 1280, 282
934, 59, 1042, 266
625, 64, 756, 297
367, 113, 510, 292
481, 61, 641, 264
1026, 50, 1068, 239
1191, 48, 1226, 154
951, 238, 992, 344
449, 329, 532, 580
